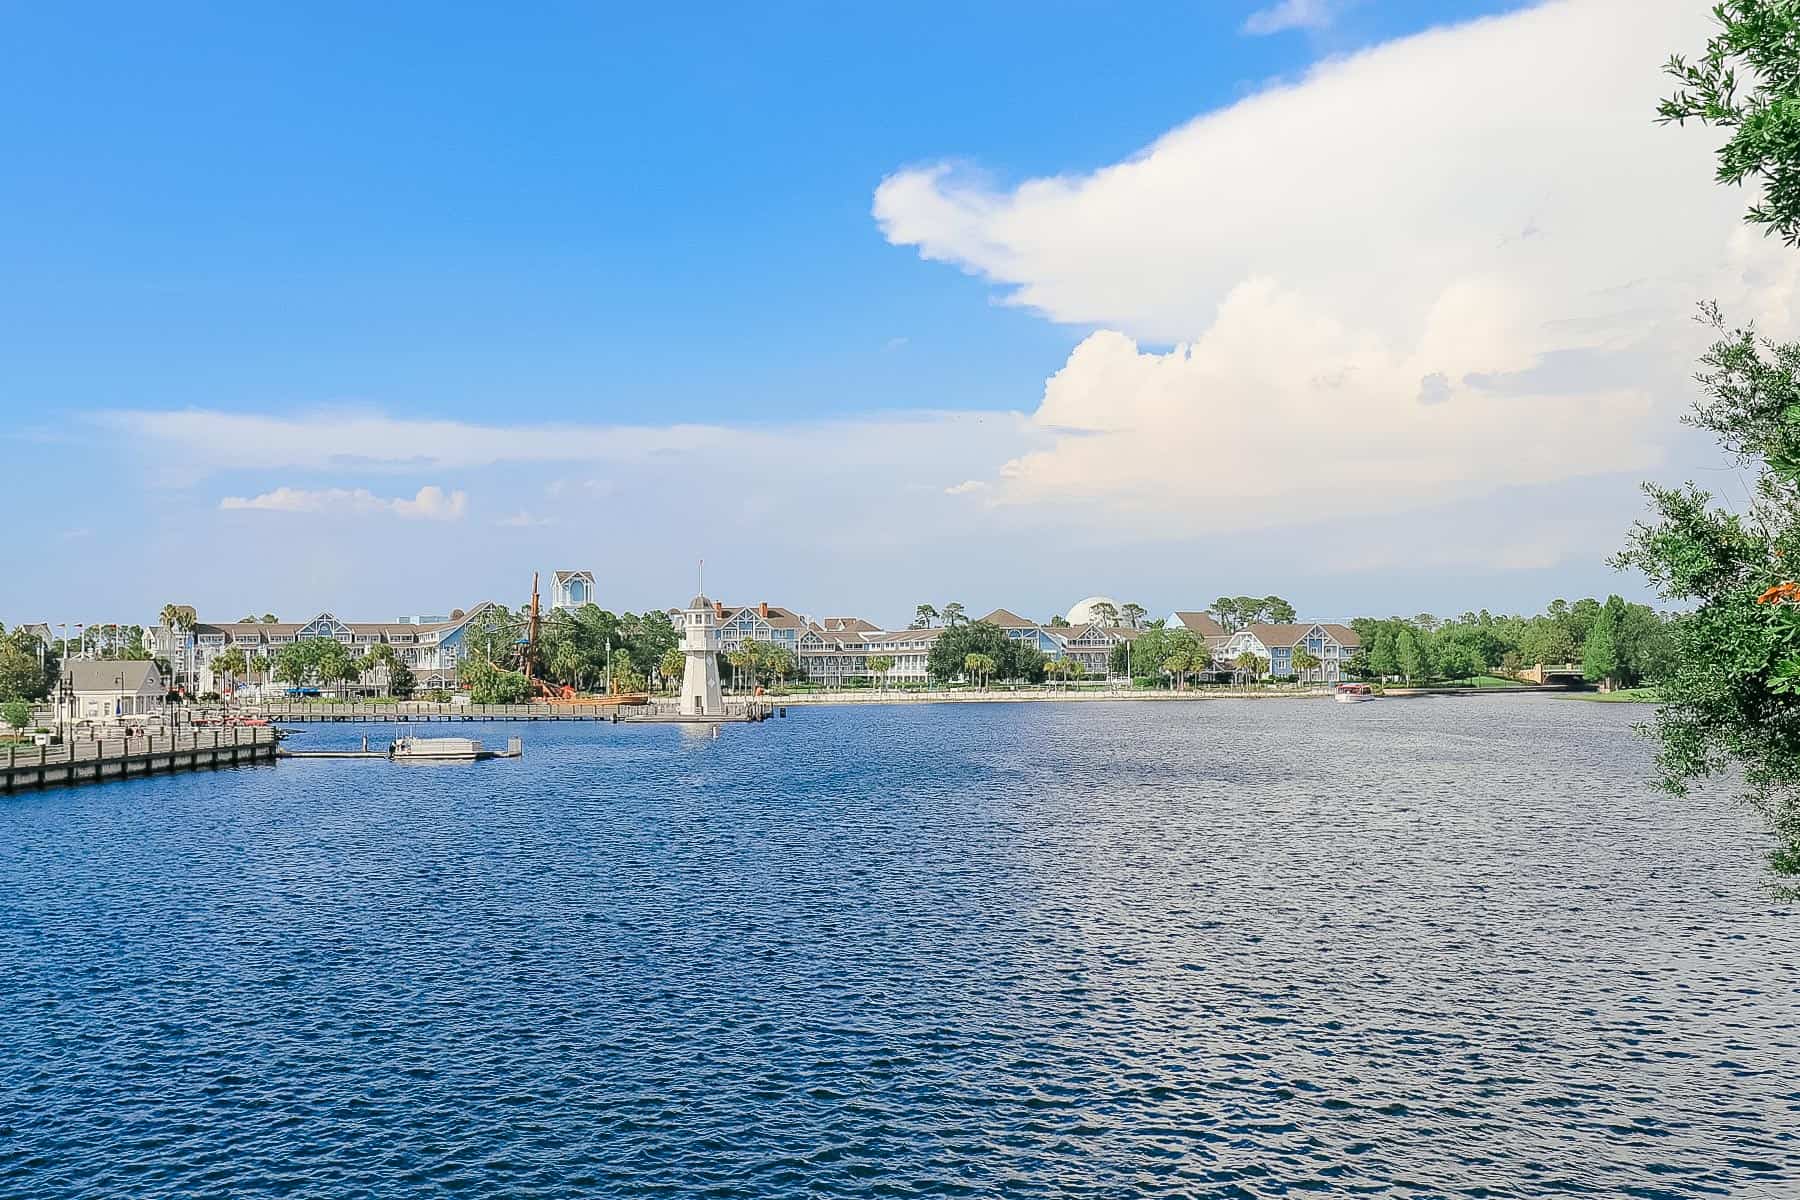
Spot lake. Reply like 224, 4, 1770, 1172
1, 697, 1795, 1197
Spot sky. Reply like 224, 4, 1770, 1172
2, 0, 1793, 629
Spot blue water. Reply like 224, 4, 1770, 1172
1, 698, 1796, 1198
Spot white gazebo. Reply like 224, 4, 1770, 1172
679, 594, 724, 716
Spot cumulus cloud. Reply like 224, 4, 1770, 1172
872, 0, 1799, 532
220, 485, 469, 520
1242, 0, 1336, 36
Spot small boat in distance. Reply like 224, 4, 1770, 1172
1335, 683, 1376, 703
388, 736, 522, 761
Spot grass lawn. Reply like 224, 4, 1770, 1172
1561, 687, 1660, 703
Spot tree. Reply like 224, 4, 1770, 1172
260, 614, 279, 623
1369, 630, 1399, 679
1396, 629, 1427, 684
727, 645, 758, 692
867, 654, 895, 690
463, 657, 530, 704
1088, 601, 1121, 628
761, 646, 795, 689
1583, 596, 1626, 688
463, 606, 522, 668
361, 643, 400, 696
3, 698, 30, 738
964, 652, 996, 688
1613, 17, 1800, 886
1658, 1, 1800, 246
1262, 596, 1297, 624
1232, 651, 1266, 682
0, 641, 47, 702
212, 647, 247, 695
659, 647, 685, 693
239, 614, 256, 624
912, 604, 939, 629
1120, 603, 1148, 629
1291, 648, 1322, 685
941, 602, 967, 627
1434, 641, 1479, 683
388, 660, 416, 699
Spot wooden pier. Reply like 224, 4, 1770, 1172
226, 701, 638, 723
1, 727, 278, 793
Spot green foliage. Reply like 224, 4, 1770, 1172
658, 647, 685, 691
926, 621, 1042, 684
1396, 629, 1428, 683
462, 657, 531, 704
867, 654, 895, 685
1209, 595, 1297, 632
1617, 310, 1800, 891
388, 660, 416, 699
1582, 597, 1626, 685
2, 698, 31, 732
0, 637, 48, 702
1658, 1, 1800, 245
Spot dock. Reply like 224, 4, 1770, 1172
621, 701, 782, 724
1, 727, 279, 793
228, 701, 639, 723
280, 736, 524, 760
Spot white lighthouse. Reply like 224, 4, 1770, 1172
680, 593, 724, 715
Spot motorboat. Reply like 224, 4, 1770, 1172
1335, 683, 1376, 703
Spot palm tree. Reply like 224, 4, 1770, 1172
912, 604, 939, 629
963, 652, 995, 689
658, 647, 685, 694
1291, 649, 1322, 687
867, 654, 895, 690
159, 603, 196, 694
1163, 651, 1190, 690
212, 646, 247, 698
1233, 651, 1266, 685
727, 646, 756, 693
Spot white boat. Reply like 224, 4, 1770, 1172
1335, 683, 1376, 703
389, 736, 487, 761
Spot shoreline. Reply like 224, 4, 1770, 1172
758, 684, 1560, 706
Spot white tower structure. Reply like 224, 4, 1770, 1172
680, 593, 724, 715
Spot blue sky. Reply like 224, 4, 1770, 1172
1, 0, 1784, 628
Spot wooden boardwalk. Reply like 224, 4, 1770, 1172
229, 701, 636, 723
1, 727, 278, 793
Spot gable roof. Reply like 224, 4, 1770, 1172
821, 616, 881, 634
1241, 622, 1361, 649
1172, 611, 1226, 639
66, 659, 161, 694
979, 608, 1038, 629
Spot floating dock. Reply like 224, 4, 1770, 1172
279, 736, 524, 761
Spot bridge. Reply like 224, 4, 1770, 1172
1513, 662, 1585, 685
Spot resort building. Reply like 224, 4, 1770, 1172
714, 601, 808, 657
1216, 622, 1362, 683
796, 623, 941, 687
60, 660, 164, 724
153, 605, 502, 695
1168, 611, 1230, 650
551, 571, 595, 611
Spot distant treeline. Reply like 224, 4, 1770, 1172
1349, 597, 1672, 687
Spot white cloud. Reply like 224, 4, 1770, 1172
873, 0, 1800, 530
220, 485, 468, 521
944, 479, 988, 495
1243, 0, 1335, 35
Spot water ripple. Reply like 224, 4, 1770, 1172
1, 697, 1796, 1197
